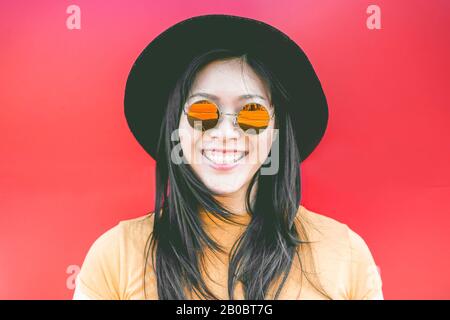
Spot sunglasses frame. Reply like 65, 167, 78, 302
182, 99, 275, 133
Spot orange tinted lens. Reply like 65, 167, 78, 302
186, 100, 219, 131
237, 103, 271, 133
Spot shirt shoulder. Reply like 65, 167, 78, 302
76, 221, 123, 299
346, 226, 384, 299
76, 212, 155, 300
118, 212, 155, 245
296, 205, 384, 299
297, 205, 349, 244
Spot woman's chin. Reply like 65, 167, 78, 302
202, 179, 247, 195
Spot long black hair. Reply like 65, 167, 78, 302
143, 48, 330, 299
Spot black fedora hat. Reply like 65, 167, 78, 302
124, 14, 328, 162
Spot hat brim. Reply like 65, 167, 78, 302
124, 14, 328, 162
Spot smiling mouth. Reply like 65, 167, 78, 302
201, 149, 249, 165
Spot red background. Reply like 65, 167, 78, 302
0, 0, 449, 299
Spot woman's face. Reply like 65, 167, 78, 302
178, 58, 276, 196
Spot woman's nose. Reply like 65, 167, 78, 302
208, 113, 241, 139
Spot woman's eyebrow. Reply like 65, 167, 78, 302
188, 92, 268, 102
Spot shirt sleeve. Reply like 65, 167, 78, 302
346, 226, 384, 300
75, 223, 122, 300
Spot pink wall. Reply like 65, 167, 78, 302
0, 0, 449, 299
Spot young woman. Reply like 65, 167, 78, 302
73, 15, 383, 300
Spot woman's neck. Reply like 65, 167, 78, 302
212, 180, 258, 215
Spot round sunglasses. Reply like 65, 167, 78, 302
183, 99, 275, 134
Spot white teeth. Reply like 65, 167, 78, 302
203, 150, 247, 164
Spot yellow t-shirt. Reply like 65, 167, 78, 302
75, 205, 383, 300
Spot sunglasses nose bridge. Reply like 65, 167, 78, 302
220, 112, 238, 126
207, 118, 240, 142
